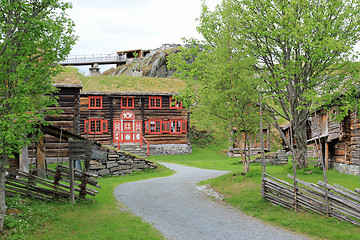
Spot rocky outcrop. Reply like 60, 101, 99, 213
112, 44, 180, 78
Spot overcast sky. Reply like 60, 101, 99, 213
67, 0, 360, 74
67, 0, 221, 56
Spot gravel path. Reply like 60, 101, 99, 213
114, 163, 310, 240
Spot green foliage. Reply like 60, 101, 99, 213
190, 0, 360, 168
151, 148, 360, 239
0, 0, 77, 232
168, 17, 261, 143
2, 166, 173, 239
0, 0, 77, 157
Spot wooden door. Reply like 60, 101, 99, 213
113, 110, 142, 145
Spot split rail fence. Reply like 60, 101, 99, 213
5, 165, 100, 201
262, 173, 360, 226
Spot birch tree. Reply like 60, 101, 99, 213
0, 0, 76, 231
168, 3, 261, 174
223, 0, 360, 168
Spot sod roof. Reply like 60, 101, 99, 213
79, 75, 185, 95
52, 68, 82, 87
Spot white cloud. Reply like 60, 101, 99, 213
67, 0, 221, 55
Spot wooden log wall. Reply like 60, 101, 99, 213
262, 173, 360, 226
28, 87, 81, 159
80, 95, 112, 144
142, 96, 189, 145
80, 95, 190, 146
309, 109, 355, 165
349, 111, 360, 165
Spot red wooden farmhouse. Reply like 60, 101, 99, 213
76, 74, 191, 157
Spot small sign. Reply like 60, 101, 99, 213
68, 140, 93, 161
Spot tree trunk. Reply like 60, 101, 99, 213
0, 154, 8, 232
293, 115, 308, 168
243, 132, 250, 174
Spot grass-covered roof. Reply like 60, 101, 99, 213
52, 67, 82, 86
79, 75, 185, 94
54, 67, 185, 94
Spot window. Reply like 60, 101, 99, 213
170, 120, 187, 134
149, 97, 162, 109
121, 97, 134, 109
169, 97, 182, 109
84, 119, 108, 134
88, 96, 103, 109
145, 119, 186, 134
145, 120, 162, 134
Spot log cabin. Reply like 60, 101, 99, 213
79, 75, 191, 156
29, 71, 82, 162
228, 127, 271, 157
281, 108, 360, 175
307, 108, 360, 174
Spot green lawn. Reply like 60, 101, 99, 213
3, 146, 360, 240
149, 146, 360, 240
3, 165, 173, 240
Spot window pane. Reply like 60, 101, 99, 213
122, 98, 127, 107
90, 120, 96, 132
96, 99, 101, 108
96, 120, 101, 132
102, 121, 107, 132
128, 98, 133, 107
171, 121, 175, 132
156, 99, 161, 107
150, 99, 155, 108
176, 121, 181, 132
150, 121, 155, 132
156, 121, 161, 132
90, 98, 95, 107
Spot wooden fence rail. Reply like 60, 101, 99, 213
262, 173, 360, 226
5, 165, 100, 201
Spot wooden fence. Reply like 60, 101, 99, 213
261, 173, 360, 226
5, 165, 100, 201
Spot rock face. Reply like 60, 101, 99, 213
112, 44, 180, 78
88, 146, 156, 177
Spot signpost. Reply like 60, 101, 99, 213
68, 139, 93, 204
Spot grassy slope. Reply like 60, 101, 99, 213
4, 165, 173, 240
150, 147, 360, 240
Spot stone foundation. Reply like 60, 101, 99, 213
149, 144, 192, 155
333, 162, 359, 175
88, 145, 156, 177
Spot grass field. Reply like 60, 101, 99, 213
149, 146, 360, 240
3, 165, 173, 240
3, 146, 360, 239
